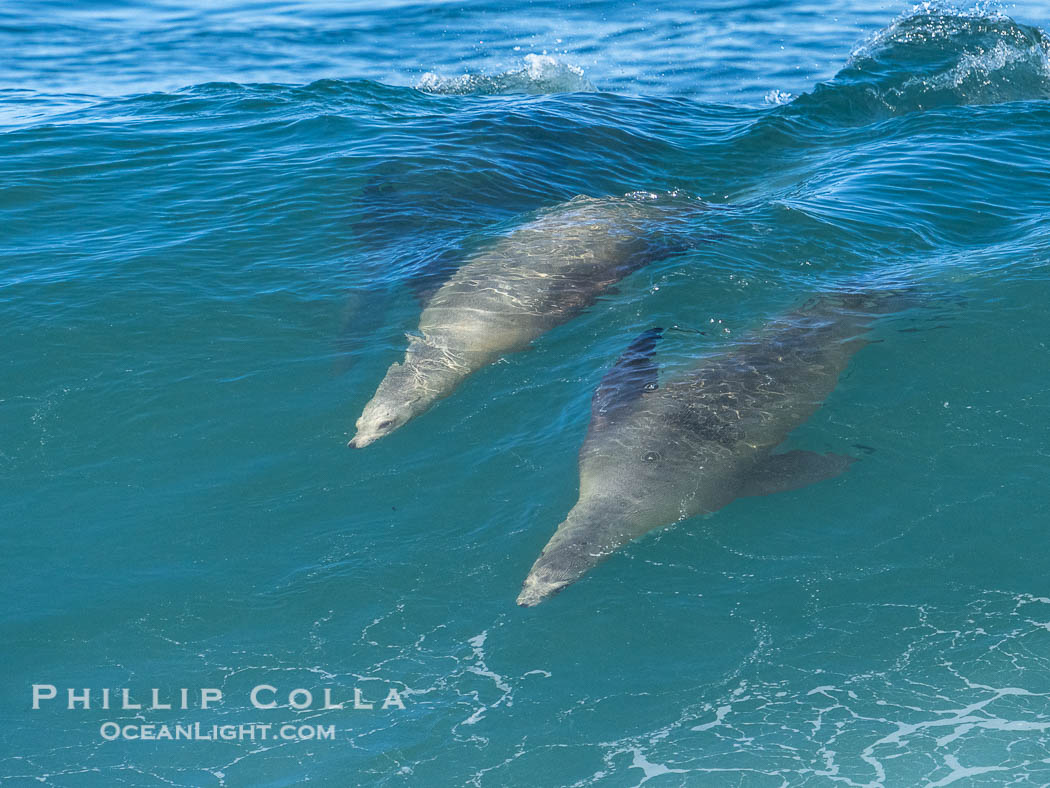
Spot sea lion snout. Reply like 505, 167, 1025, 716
516, 571, 571, 607
348, 431, 382, 449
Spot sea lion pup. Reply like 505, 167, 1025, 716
518, 290, 909, 606
349, 193, 704, 448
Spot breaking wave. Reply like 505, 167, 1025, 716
416, 53, 596, 95
790, 4, 1050, 123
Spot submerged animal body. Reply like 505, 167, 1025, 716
517, 292, 900, 606
349, 193, 703, 448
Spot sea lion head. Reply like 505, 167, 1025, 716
348, 361, 427, 448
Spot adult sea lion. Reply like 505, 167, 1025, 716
349, 193, 703, 448
517, 291, 907, 606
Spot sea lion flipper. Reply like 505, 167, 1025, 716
590, 327, 664, 428
738, 451, 856, 498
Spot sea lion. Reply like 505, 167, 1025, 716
517, 291, 906, 606
349, 193, 703, 448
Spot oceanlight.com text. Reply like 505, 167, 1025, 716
99, 722, 337, 741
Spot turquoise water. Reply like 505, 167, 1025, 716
4, 0, 1050, 784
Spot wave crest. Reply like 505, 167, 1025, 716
792, 5, 1050, 122
416, 54, 596, 96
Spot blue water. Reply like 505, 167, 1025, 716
4, 0, 1050, 784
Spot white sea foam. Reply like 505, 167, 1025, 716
540, 592, 1050, 786
764, 89, 794, 105
417, 54, 596, 95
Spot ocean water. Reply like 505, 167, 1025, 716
4, 0, 1050, 785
